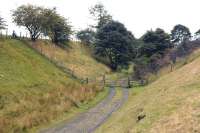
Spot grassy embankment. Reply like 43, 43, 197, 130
31, 40, 111, 79
95, 48, 200, 133
0, 39, 109, 133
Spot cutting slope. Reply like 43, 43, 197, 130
0, 39, 103, 133
32, 40, 110, 79
95, 50, 200, 133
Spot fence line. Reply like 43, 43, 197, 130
0, 32, 138, 88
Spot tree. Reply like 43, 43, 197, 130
12, 30, 18, 38
76, 28, 95, 45
171, 24, 191, 45
195, 29, 200, 39
133, 28, 171, 79
141, 28, 171, 57
41, 8, 72, 44
0, 16, 6, 30
12, 5, 44, 41
89, 3, 112, 29
133, 56, 149, 81
95, 21, 135, 70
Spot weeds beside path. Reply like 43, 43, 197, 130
40, 87, 129, 133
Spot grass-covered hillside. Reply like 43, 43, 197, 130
31, 40, 110, 79
95, 49, 200, 133
0, 39, 104, 133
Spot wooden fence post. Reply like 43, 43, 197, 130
102, 75, 105, 86
40, 46, 43, 54
128, 77, 131, 88
170, 62, 173, 72
86, 77, 88, 84
6, 30, 8, 38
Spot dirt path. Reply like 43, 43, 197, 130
40, 87, 128, 133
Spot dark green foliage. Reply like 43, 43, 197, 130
148, 53, 162, 73
133, 28, 171, 80
133, 57, 149, 80
195, 29, 200, 39
41, 8, 72, 44
95, 21, 135, 70
170, 25, 192, 58
12, 30, 18, 38
76, 28, 95, 45
195, 29, 200, 35
141, 28, 171, 57
171, 24, 191, 44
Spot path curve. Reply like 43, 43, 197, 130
40, 87, 128, 133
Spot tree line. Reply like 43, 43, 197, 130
0, 3, 199, 80
0, 5, 72, 45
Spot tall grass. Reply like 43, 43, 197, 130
29, 40, 110, 79
0, 39, 103, 132
95, 49, 200, 133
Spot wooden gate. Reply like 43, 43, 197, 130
105, 78, 131, 88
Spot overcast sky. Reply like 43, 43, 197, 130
0, 0, 200, 38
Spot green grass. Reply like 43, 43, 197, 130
0, 39, 106, 133
78, 87, 109, 110
31, 40, 111, 79
27, 40, 135, 83
0, 39, 73, 91
106, 63, 134, 81
32, 87, 109, 132
95, 49, 200, 133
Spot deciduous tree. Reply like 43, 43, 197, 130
95, 21, 135, 70
141, 28, 171, 57
76, 28, 95, 45
42, 8, 72, 44
12, 5, 44, 41
171, 24, 191, 45
89, 3, 112, 29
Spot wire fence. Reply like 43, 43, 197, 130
0, 30, 138, 88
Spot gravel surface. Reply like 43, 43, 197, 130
40, 87, 128, 133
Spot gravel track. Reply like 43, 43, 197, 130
40, 87, 128, 133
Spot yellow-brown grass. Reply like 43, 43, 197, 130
32, 40, 110, 79
0, 39, 105, 133
95, 49, 200, 133
0, 83, 102, 133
